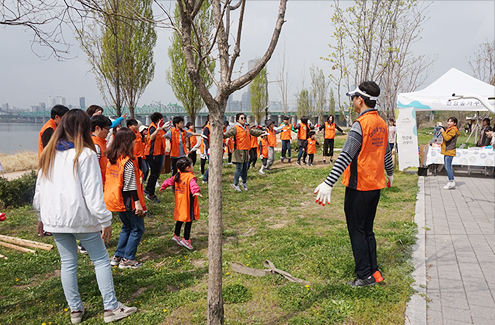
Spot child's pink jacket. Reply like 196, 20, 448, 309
160, 176, 201, 194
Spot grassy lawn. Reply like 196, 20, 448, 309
0, 145, 418, 325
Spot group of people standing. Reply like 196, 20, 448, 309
33, 79, 399, 325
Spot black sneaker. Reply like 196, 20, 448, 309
143, 188, 150, 195
146, 194, 160, 203
296, 161, 301, 166
347, 276, 377, 287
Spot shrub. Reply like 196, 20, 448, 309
0, 170, 37, 208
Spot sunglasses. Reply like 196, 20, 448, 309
239, 117, 245, 120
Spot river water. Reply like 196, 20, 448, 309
0, 123, 43, 154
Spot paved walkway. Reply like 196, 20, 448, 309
406, 173, 495, 325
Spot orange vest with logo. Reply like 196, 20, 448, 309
234, 125, 251, 150
267, 128, 276, 147
38, 119, 57, 158
342, 111, 388, 191
92, 135, 108, 187
298, 123, 308, 140
173, 172, 200, 222
104, 156, 147, 212
226, 137, 234, 153
132, 129, 145, 158
280, 124, 292, 140
170, 128, 188, 157
259, 138, 269, 158
145, 122, 165, 156
324, 122, 336, 139
307, 138, 317, 154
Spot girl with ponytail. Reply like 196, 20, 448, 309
160, 157, 202, 250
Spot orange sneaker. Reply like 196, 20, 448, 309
373, 270, 384, 283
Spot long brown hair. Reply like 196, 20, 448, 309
106, 128, 136, 164
38, 109, 96, 179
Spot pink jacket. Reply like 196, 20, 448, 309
160, 176, 200, 194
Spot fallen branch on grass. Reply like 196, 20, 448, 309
0, 253, 7, 259
0, 241, 36, 253
0, 235, 53, 251
231, 260, 310, 285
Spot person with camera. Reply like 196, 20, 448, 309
440, 117, 460, 189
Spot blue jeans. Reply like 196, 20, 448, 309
281, 140, 291, 158
115, 210, 145, 260
298, 146, 306, 162
203, 154, 210, 181
53, 232, 118, 312
444, 155, 454, 181
234, 162, 249, 185
139, 157, 150, 184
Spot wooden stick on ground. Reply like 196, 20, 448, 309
0, 241, 36, 253
0, 235, 53, 251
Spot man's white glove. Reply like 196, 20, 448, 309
201, 134, 208, 139
314, 182, 333, 206
387, 175, 394, 188
261, 131, 269, 136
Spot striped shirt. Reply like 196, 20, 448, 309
324, 109, 394, 187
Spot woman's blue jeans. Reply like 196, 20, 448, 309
444, 155, 454, 181
234, 161, 249, 185
53, 232, 118, 312
115, 210, 145, 260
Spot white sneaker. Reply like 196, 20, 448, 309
231, 184, 241, 192
443, 182, 451, 189
449, 181, 456, 189
259, 169, 266, 175
71, 307, 84, 324
104, 302, 137, 323
241, 183, 248, 191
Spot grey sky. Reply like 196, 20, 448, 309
0, 1, 493, 110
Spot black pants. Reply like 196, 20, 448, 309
171, 157, 180, 176
200, 158, 207, 175
228, 152, 232, 163
175, 221, 192, 240
323, 138, 335, 157
145, 155, 163, 196
188, 151, 197, 166
344, 187, 381, 279
308, 154, 314, 164
249, 147, 257, 168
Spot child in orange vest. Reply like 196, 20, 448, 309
258, 134, 269, 175
105, 128, 147, 269
160, 157, 202, 250
306, 131, 318, 166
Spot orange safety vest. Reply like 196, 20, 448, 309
226, 137, 234, 153
280, 124, 292, 140
199, 138, 205, 155
259, 138, 269, 158
307, 138, 317, 154
92, 135, 108, 187
38, 119, 57, 158
188, 131, 198, 150
173, 171, 200, 222
170, 127, 188, 157
267, 128, 276, 147
250, 133, 258, 149
132, 129, 145, 158
342, 110, 388, 191
298, 123, 308, 140
145, 122, 165, 156
104, 156, 147, 212
233, 125, 251, 150
324, 122, 336, 140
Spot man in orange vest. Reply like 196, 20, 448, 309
295, 116, 310, 165
314, 81, 394, 287
264, 119, 282, 171
91, 115, 112, 187
165, 116, 203, 176
185, 122, 200, 166
38, 105, 69, 158
280, 116, 295, 163
318, 115, 347, 164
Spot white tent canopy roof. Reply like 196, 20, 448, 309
397, 68, 495, 112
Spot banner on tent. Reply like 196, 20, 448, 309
396, 107, 419, 170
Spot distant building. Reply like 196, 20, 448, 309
1, 103, 9, 112
39, 102, 46, 111
48, 96, 66, 108
31, 105, 40, 112
241, 91, 250, 113
79, 97, 86, 110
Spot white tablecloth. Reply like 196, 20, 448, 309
425, 147, 495, 167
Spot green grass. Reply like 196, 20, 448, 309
417, 127, 477, 147
0, 150, 418, 325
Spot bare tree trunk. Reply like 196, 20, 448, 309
206, 99, 226, 325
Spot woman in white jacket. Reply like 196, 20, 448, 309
33, 109, 136, 324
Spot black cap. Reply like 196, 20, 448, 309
283, 116, 289, 120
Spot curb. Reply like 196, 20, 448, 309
404, 176, 427, 325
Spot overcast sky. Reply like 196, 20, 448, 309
0, 1, 493, 110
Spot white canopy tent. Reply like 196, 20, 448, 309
396, 68, 495, 171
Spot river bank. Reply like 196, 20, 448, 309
0, 151, 37, 174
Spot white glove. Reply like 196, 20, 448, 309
387, 175, 394, 187
259, 155, 263, 159
201, 134, 208, 139
190, 147, 197, 152
261, 131, 269, 136
314, 182, 332, 206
